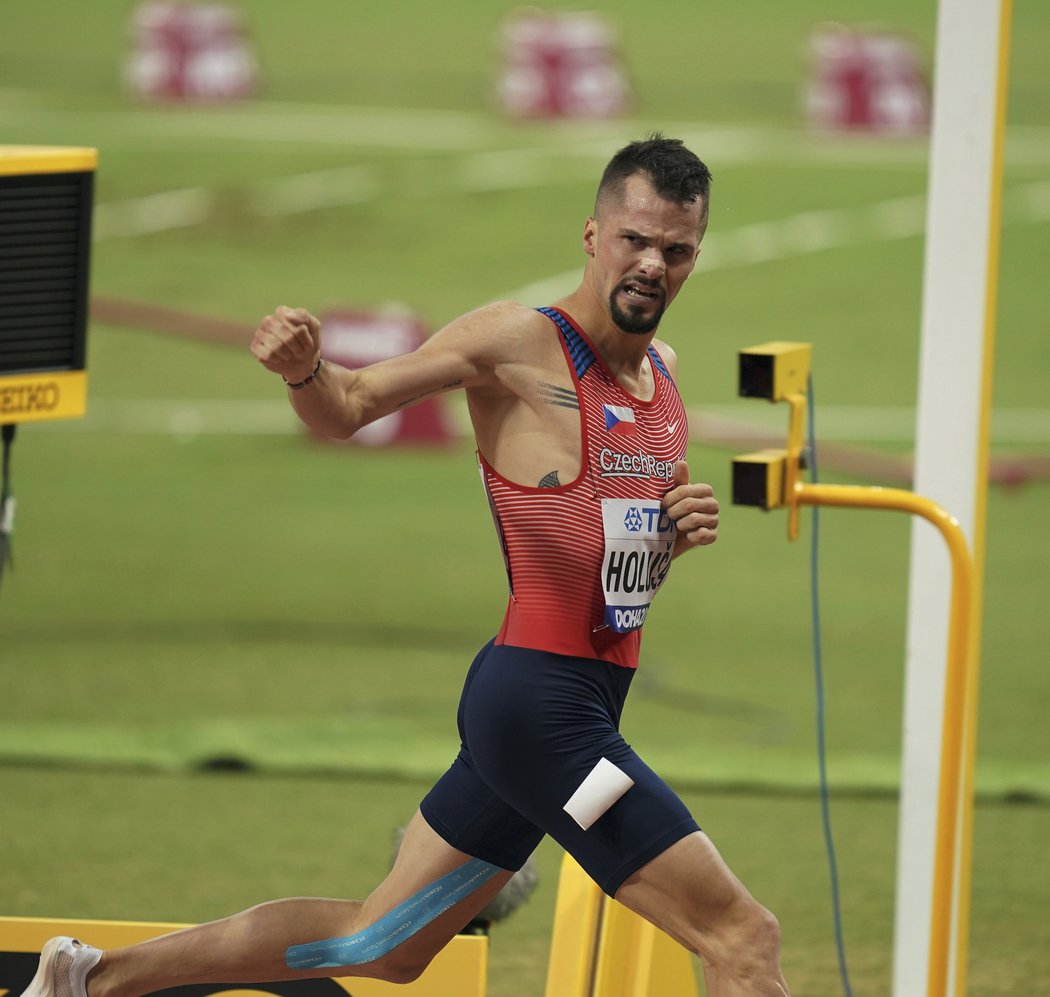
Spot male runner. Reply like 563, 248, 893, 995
23, 136, 789, 996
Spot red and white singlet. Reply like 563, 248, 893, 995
480, 306, 689, 669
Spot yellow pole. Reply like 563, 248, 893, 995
740, 339, 982, 994
793, 483, 976, 996
784, 393, 807, 542
952, 4, 1011, 992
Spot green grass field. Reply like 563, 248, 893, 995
2, 1, 1048, 994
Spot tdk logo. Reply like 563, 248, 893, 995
620, 506, 675, 534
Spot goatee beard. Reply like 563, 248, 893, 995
609, 281, 666, 335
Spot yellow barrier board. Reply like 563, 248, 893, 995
543, 854, 604, 995
0, 371, 88, 425
544, 855, 698, 997
0, 917, 486, 997
590, 900, 698, 997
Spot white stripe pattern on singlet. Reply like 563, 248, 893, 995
480, 306, 688, 669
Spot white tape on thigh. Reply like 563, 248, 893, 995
563, 757, 635, 830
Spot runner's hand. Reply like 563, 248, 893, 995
251, 306, 322, 383
663, 460, 719, 553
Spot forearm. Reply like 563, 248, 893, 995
252, 302, 504, 440
286, 359, 367, 440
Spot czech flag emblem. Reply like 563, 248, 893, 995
603, 403, 637, 436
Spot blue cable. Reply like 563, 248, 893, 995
807, 375, 853, 997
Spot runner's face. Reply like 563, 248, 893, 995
584, 174, 706, 335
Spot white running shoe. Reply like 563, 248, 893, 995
21, 937, 102, 997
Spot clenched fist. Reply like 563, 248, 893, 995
662, 459, 719, 556
250, 306, 322, 384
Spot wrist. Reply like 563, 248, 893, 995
283, 356, 324, 390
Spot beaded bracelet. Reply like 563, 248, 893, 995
283, 357, 323, 390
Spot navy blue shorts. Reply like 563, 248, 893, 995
420, 639, 700, 896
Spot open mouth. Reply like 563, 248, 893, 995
621, 282, 662, 303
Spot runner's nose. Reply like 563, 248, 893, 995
638, 255, 666, 279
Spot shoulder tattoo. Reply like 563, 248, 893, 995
537, 381, 579, 410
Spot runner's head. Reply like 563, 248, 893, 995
595, 134, 711, 228
585, 135, 712, 335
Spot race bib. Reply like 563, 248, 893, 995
600, 498, 675, 633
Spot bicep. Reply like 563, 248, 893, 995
351, 344, 479, 419
348, 302, 517, 422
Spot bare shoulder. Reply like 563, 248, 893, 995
448, 299, 547, 339
651, 337, 680, 378
425, 300, 550, 360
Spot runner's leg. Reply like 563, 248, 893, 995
614, 831, 790, 997
82, 811, 512, 997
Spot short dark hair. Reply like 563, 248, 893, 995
596, 132, 712, 215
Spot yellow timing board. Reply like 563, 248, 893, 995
0, 145, 97, 425
0, 370, 88, 425
0, 146, 98, 176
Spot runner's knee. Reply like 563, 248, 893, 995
701, 899, 782, 980
366, 949, 434, 986
737, 903, 781, 965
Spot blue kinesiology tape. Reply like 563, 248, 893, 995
285, 858, 502, 970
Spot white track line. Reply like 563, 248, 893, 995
505, 180, 1047, 301
250, 165, 383, 215
3, 102, 499, 150
33, 399, 1050, 444
1007, 179, 1050, 221
49, 400, 300, 441
12, 99, 1050, 161
93, 187, 216, 240
90, 134, 1048, 249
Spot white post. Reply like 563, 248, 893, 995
894, 1, 1010, 995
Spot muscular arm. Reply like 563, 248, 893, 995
250, 302, 525, 439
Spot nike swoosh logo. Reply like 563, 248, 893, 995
666, 421, 678, 434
